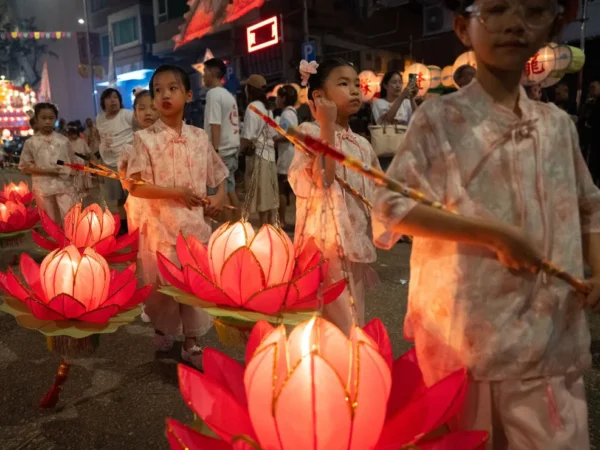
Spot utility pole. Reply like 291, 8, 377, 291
83, 0, 98, 116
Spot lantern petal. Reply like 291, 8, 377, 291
208, 221, 255, 285
77, 304, 121, 323
176, 234, 211, 275
5, 268, 32, 302
220, 248, 265, 305
46, 293, 87, 319
112, 229, 139, 252
166, 419, 232, 450
243, 282, 299, 314
387, 348, 427, 419
378, 368, 469, 448
26, 298, 68, 320
104, 250, 138, 263
104, 277, 137, 309
291, 262, 325, 301
294, 238, 321, 275
20, 253, 46, 302
73, 249, 110, 311
39, 209, 67, 246
418, 431, 489, 450
249, 225, 295, 286
179, 365, 256, 443
93, 235, 117, 255
41, 247, 79, 300
292, 279, 346, 309
348, 340, 392, 450
121, 284, 152, 310
157, 252, 190, 293
245, 320, 275, 365
363, 318, 393, 370
112, 213, 121, 237
203, 348, 247, 407
32, 229, 59, 251
108, 263, 136, 296
184, 266, 237, 307
275, 354, 352, 450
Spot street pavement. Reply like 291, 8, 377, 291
0, 169, 598, 450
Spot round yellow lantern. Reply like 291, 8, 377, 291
428, 65, 442, 89
358, 70, 379, 102
521, 45, 556, 86
402, 64, 431, 97
452, 52, 477, 75
441, 66, 454, 88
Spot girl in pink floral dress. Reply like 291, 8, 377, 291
127, 66, 228, 369
373, 1, 598, 448
289, 59, 381, 336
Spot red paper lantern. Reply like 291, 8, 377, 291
165, 318, 489, 450
158, 224, 346, 315
32, 203, 139, 263
0, 245, 150, 323
1, 181, 33, 203
0, 200, 38, 233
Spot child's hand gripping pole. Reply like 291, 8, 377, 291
280, 127, 590, 296
56, 160, 237, 211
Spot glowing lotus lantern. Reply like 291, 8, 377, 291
165, 318, 489, 450
0, 245, 151, 323
0, 200, 38, 234
359, 70, 379, 102
428, 65, 442, 89
32, 203, 138, 262
521, 45, 556, 86
403, 63, 432, 97
441, 65, 454, 88
158, 222, 345, 315
1, 181, 33, 203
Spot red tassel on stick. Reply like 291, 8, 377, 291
39, 359, 71, 408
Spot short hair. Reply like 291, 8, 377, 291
453, 65, 476, 84
133, 89, 151, 109
204, 58, 227, 79
277, 85, 298, 107
149, 65, 191, 99
34, 102, 59, 118
100, 88, 123, 111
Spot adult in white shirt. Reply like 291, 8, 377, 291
371, 71, 418, 125
96, 88, 134, 211
203, 58, 241, 221
273, 85, 298, 230
240, 74, 279, 226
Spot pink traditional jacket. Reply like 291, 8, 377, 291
373, 81, 600, 382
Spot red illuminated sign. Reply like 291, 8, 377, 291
247, 16, 279, 53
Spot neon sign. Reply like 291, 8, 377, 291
247, 16, 279, 53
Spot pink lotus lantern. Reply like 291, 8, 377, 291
158, 222, 346, 315
1, 181, 33, 203
32, 203, 138, 263
0, 245, 151, 323
166, 318, 489, 450
0, 200, 39, 234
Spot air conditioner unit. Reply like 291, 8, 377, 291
423, 3, 454, 37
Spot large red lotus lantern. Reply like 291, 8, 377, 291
158, 222, 346, 315
0, 245, 150, 323
1, 181, 33, 203
166, 318, 489, 450
0, 200, 39, 234
32, 203, 139, 262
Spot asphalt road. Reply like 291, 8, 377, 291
0, 169, 598, 450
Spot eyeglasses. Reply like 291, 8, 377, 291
465, 0, 563, 32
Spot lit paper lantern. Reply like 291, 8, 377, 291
32, 203, 139, 263
403, 63, 431, 97
441, 65, 454, 87
158, 224, 346, 314
0, 246, 151, 323
165, 318, 489, 450
541, 44, 586, 88
1, 181, 33, 203
428, 65, 442, 89
359, 70, 379, 102
0, 200, 38, 233
521, 45, 556, 86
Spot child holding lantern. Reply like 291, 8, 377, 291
372, 0, 597, 448
19, 102, 76, 223
127, 65, 228, 369
288, 58, 381, 336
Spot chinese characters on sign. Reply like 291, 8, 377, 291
525, 54, 545, 76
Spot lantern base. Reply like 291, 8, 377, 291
46, 334, 100, 358
213, 317, 254, 348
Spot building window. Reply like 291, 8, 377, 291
112, 17, 138, 47
156, 0, 188, 24
101, 34, 110, 56
90, 0, 107, 12
157, 0, 168, 23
